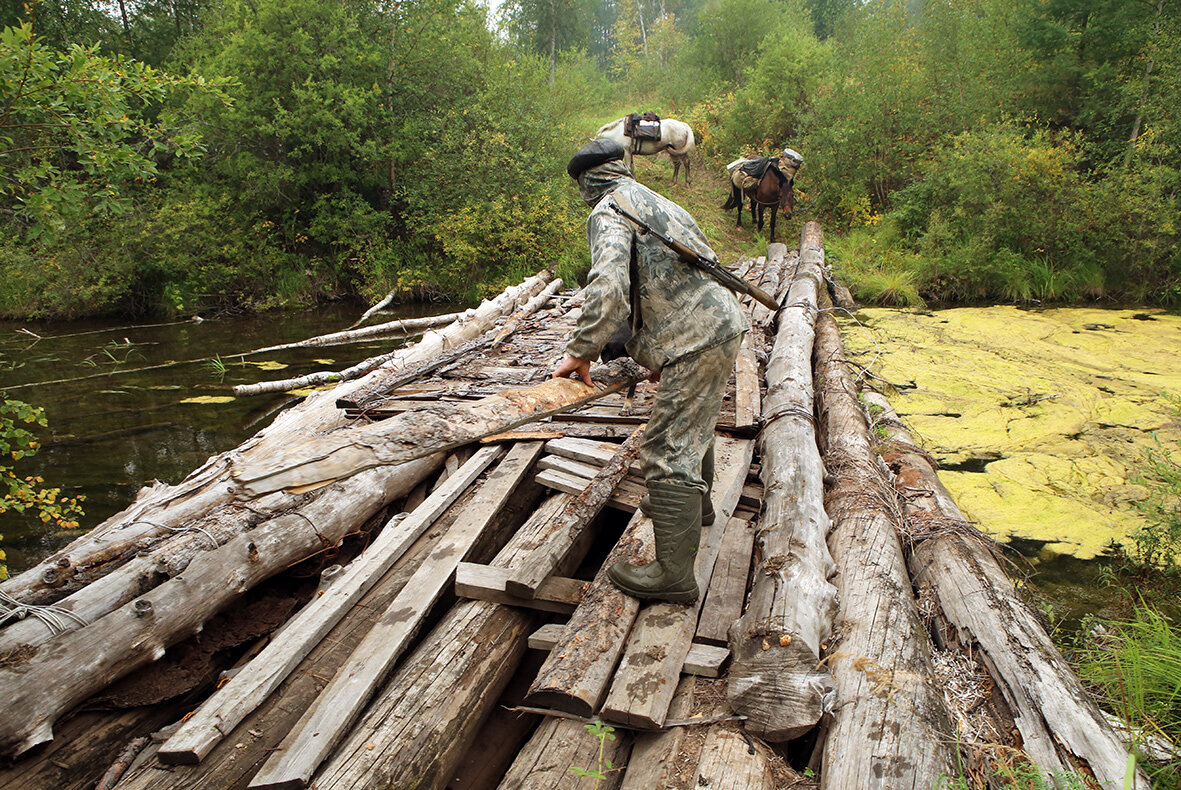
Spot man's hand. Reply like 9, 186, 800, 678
552, 355, 594, 387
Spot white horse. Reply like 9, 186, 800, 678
595, 117, 697, 185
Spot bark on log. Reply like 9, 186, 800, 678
598, 437, 753, 729
0, 273, 558, 607
497, 717, 632, 790
0, 457, 437, 758
309, 490, 583, 790
813, 311, 957, 789
863, 391, 1149, 789
158, 444, 521, 764
728, 222, 838, 742
231, 360, 647, 497
506, 426, 645, 599
233, 273, 558, 396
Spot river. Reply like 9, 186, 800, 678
0, 301, 457, 574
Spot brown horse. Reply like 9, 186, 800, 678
722, 157, 797, 244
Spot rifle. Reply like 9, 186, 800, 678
607, 198, 780, 312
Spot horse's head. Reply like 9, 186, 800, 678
779, 177, 796, 219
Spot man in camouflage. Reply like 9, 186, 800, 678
553, 139, 747, 604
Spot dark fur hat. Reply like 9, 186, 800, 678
567, 139, 626, 180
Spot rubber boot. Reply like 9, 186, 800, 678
608, 481, 702, 603
701, 442, 716, 527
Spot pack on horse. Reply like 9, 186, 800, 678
595, 113, 697, 185
722, 148, 802, 244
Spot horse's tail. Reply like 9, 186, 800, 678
722, 184, 741, 211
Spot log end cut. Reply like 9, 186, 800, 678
727, 636, 835, 742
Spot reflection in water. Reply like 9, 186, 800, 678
0, 301, 457, 573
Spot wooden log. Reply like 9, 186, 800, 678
598, 437, 753, 729
0, 273, 558, 608
345, 289, 395, 329
728, 222, 839, 742
310, 491, 595, 790
813, 311, 957, 788
528, 624, 729, 678
535, 467, 642, 512
339, 276, 565, 410
232, 272, 557, 397
157, 443, 527, 764
696, 516, 757, 645
0, 456, 439, 759
230, 361, 648, 497
694, 727, 777, 790
751, 243, 787, 328
507, 426, 645, 599
249, 310, 466, 354
248, 444, 550, 788
734, 333, 760, 429
523, 502, 652, 716
863, 391, 1149, 789
496, 717, 632, 790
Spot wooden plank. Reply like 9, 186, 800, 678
480, 430, 565, 444
157, 446, 511, 764
506, 427, 645, 599
535, 468, 641, 513
247, 444, 547, 789
618, 677, 695, 790
455, 564, 587, 615
696, 517, 757, 645
496, 717, 632, 790
598, 437, 754, 729
734, 333, 761, 429
527, 624, 729, 678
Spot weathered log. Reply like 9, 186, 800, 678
345, 289, 396, 329
728, 222, 838, 742
0, 273, 560, 607
617, 676, 695, 790
232, 272, 557, 396
250, 310, 467, 355
0, 456, 438, 758
157, 444, 523, 764
506, 426, 645, 599
813, 311, 957, 788
248, 444, 549, 788
694, 727, 778, 789
497, 717, 632, 790
114, 466, 547, 790
309, 491, 586, 790
232, 360, 647, 497
524, 503, 651, 716
456, 564, 586, 614
598, 437, 753, 729
863, 391, 1149, 789
733, 333, 760, 428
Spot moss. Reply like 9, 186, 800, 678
841, 307, 1181, 559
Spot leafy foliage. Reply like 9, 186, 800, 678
0, 395, 84, 579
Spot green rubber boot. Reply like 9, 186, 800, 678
701, 442, 716, 527
608, 481, 702, 603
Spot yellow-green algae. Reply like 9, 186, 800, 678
179, 395, 237, 404
839, 307, 1181, 559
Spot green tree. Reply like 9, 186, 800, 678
0, 17, 226, 237
500, 0, 600, 79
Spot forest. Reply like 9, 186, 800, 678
0, 0, 1178, 318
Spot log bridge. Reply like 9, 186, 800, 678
0, 224, 1146, 790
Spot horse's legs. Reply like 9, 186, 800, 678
734, 187, 743, 227
672, 158, 681, 184
624, 148, 634, 176
769, 208, 777, 244
684, 157, 691, 186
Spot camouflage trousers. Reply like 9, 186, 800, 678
640, 333, 743, 493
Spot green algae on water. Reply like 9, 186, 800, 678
840, 307, 1181, 559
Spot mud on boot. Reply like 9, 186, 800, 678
608, 481, 701, 603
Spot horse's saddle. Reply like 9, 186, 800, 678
737, 156, 786, 181
624, 112, 662, 141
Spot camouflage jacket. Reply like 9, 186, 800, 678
567, 171, 748, 371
